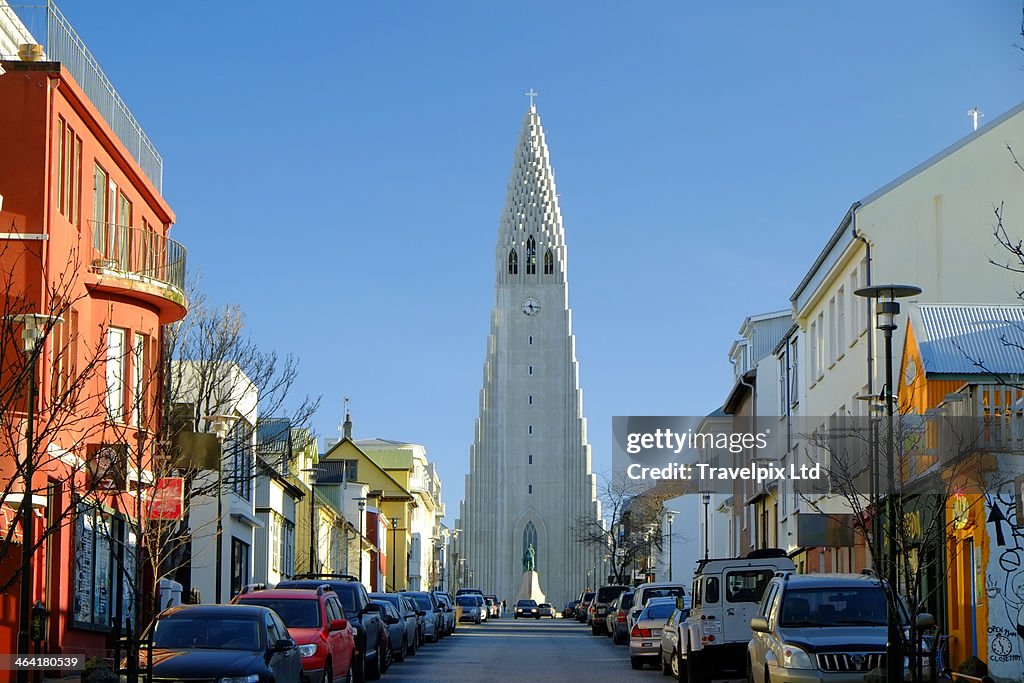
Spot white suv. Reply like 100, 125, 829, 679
678, 552, 795, 682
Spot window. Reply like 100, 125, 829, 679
229, 422, 253, 501
828, 297, 837, 365
725, 569, 774, 603
132, 333, 146, 427
526, 235, 537, 274
508, 249, 518, 275
528, 425, 533, 435
528, 365, 533, 375
106, 328, 125, 421
858, 259, 869, 335
93, 164, 109, 252
705, 576, 720, 603
543, 248, 554, 275
808, 321, 817, 382
815, 313, 824, 380
789, 338, 799, 408
339, 459, 358, 483
72, 503, 135, 630
528, 485, 533, 494
529, 395, 533, 405
51, 308, 79, 403
231, 537, 251, 598
529, 335, 533, 345
528, 455, 533, 464
282, 519, 295, 577
778, 354, 786, 412
57, 117, 81, 225
270, 513, 282, 571
837, 286, 846, 354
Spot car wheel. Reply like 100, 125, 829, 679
321, 661, 332, 683
662, 649, 673, 676
687, 649, 703, 683
672, 650, 682, 681
351, 651, 366, 683
631, 657, 645, 670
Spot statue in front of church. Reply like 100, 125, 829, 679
522, 544, 536, 573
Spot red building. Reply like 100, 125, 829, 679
0, 8, 186, 670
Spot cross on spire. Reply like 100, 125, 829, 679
525, 88, 538, 108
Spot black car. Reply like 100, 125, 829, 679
401, 591, 443, 643
563, 600, 580, 619
514, 599, 540, 619
147, 604, 302, 683
370, 593, 419, 657
278, 574, 386, 683
371, 599, 408, 663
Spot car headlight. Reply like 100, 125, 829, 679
780, 644, 814, 670
218, 676, 259, 683
298, 644, 318, 658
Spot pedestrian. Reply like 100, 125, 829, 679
501, 599, 507, 617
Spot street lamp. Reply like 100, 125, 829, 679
301, 467, 324, 573
204, 413, 239, 603
702, 494, 711, 561
9, 313, 60, 683
855, 283, 921, 683
665, 510, 678, 581
390, 517, 399, 591
353, 497, 366, 583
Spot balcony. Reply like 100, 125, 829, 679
89, 220, 187, 323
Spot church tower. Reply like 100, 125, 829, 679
460, 103, 601, 606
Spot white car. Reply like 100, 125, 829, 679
537, 603, 556, 618
629, 598, 678, 670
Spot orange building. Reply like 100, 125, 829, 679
899, 303, 1024, 676
0, 16, 186, 668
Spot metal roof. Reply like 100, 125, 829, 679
910, 303, 1024, 376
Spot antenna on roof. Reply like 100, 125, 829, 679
968, 107, 984, 132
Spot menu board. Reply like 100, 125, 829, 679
93, 513, 111, 627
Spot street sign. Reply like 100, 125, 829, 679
149, 477, 184, 520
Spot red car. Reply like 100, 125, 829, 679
233, 585, 356, 683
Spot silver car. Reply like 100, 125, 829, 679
659, 606, 690, 678
629, 598, 677, 670
456, 594, 484, 624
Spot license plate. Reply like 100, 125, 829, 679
642, 642, 652, 647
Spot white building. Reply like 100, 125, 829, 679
459, 104, 602, 607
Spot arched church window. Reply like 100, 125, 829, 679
544, 248, 554, 275
523, 521, 538, 563
526, 236, 537, 274
508, 248, 518, 275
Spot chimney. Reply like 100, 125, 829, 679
18, 44, 44, 62
343, 411, 352, 439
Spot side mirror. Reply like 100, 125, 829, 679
750, 616, 769, 634
329, 618, 348, 632
416, 610, 426, 617
362, 603, 382, 615
273, 638, 296, 652
915, 613, 936, 629
385, 615, 399, 625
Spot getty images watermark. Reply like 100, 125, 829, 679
612, 416, 831, 495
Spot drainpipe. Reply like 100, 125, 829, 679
730, 356, 759, 549
852, 217, 873, 397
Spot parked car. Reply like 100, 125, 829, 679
563, 600, 580, 619
514, 599, 541, 619
538, 603, 556, 618
402, 591, 443, 642
277, 573, 387, 682
608, 590, 634, 644
371, 599, 408, 664
629, 598, 677, 670
680, 552, 795, 682
628, 582, 686, 634
590, 584, 630, 635
747, 573, 934, 683
456, 594, 485, 624
576, 591, 595, 623
659, 604, 691, 679
404, 594, 427, 646
433, 591, 457, 634
147, 604, 302, 683
370, 592, 418, 657
233, 585, 356, 683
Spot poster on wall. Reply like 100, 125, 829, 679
72, 507, 94, 625
93, 512, 111, 627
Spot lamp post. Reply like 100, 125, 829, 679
855, 283, 921, 683
702, 494, 711, 561
665, 510, 678, 582
9, 313, 59, 683
390, 517, 400, 591
353, 497, 366, 583
204, 414, 238, 604
301, 467, 324, 573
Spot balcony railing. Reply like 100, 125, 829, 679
9, 1, 164, 191
91, 220, 186, 292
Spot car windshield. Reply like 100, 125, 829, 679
236, 598, 320, 628
407, 594, 433, 610
644, 587, 684, 602
641, 602, 676, 620
517, 600, 537, 607
597, 586, 627, 602
582, 592, 595, 602
456, 596, 478, 606
779, 588, 892, 627
154, 616, 261, 650
278, 581, 357, 614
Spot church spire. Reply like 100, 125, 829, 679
498, 99, 566, 283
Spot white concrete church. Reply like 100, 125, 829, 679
458, 103, 603, 607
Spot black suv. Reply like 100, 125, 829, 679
590, 584, 630, 635
277, 573, 386, 683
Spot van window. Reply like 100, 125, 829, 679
693, 579, 702, 607
705, 577, 720, 604
725, 570, 775, 603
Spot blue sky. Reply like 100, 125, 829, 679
43, 2, 1024, 544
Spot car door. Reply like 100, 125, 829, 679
265, 612, 300, 683
750, 583, 780, 681
325, 596, 349, 679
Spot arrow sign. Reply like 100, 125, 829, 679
989, 503, 1008, 547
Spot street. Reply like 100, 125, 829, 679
382, 616, 745, 683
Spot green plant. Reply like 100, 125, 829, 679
81, 656, 118, 683
957, 656, 988, 678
